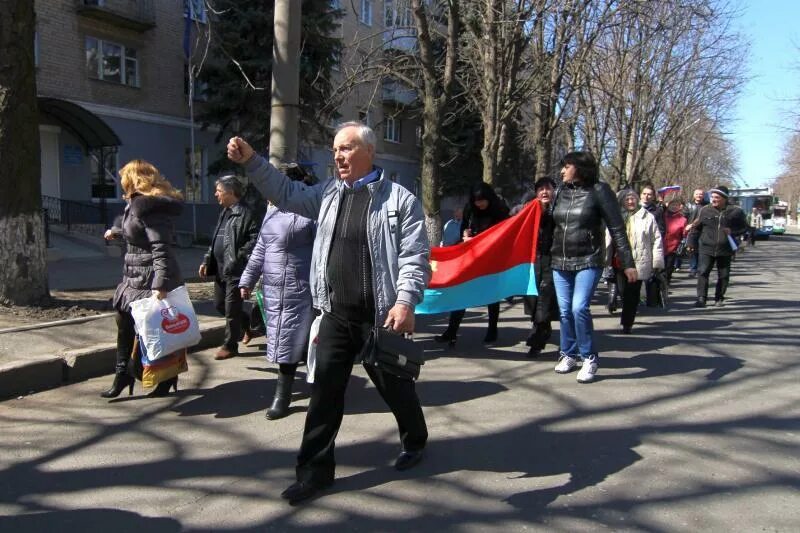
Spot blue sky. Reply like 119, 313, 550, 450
730, 0, 799, 188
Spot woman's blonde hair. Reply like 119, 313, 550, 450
119, 159, 183, 200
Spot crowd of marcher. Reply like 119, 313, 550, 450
98, 121, 755, 505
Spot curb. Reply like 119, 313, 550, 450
0, 320, 226, 400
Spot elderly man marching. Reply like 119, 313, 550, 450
686, 185, 748, 307
228, 122, 431, 505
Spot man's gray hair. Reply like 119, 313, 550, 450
336, 121, 376, 150
216, 175, 244, 198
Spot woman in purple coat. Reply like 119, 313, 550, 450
240, 167, 316, 419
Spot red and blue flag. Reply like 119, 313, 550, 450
416, 200, 542, 315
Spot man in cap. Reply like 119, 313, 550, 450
686, 185, 748, 307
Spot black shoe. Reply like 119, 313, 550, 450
100, 373, 135, 398
483, 329, 498, 343
693, 299, 706, 308
266, 374, 294, 420
434, 331, 457, 347
147, 377, 178, 398
394, 449, 424, 471
620, 325, 632, 334
280, 480, 332, 505
527, 346, 542, 358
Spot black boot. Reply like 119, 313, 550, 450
147, 377, 178, 398
434, 330, 457, 346
266, 373, 294, 420
100, 373, 135, 398
435, 310, 464, 347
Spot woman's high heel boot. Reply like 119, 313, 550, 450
100, 374, 136, 398
147, 376, 178, 398
100, 373, 135, 398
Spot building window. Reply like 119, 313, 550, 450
359, 0, 373, 26
184, 0, 207, 23
416, 125, 423, 147
91, 149, 119, 200
86, 36, 139, 87
385, 1, 413, 27
185, 146, 205, 203
384, 116, 402, 143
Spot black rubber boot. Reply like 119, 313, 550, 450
266, 372, 295, 420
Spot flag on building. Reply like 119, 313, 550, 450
415, 200, 542, 315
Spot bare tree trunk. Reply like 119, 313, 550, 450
0, 0, 49, 305
412, 0, 459, 246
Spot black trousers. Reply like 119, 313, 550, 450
664, 253, 678, 285
615, 271, 642, 329
114, 310, 136, 375
296, 312, 428, 485
444, 303, 500, 336
697, 254, 732, 302
214, 276, 248, 351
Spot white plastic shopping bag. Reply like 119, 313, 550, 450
305, 314, 323, 384
130, 285, 202, 360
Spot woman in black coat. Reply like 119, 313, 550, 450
435, 182, 509, 346
100, 160, 185, 398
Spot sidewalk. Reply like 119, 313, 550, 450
0, 239, 227, 400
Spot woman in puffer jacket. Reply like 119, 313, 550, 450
101, 160, 185, 399
612, 189, 664, 334
239, 166, 316, 420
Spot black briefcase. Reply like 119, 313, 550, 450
360, 326, 425, 381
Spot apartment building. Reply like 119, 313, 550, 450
302, 0, 422, 195
34, 0, 422, 234
34, 0, 219, 233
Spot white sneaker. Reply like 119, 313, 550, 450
577, 357, 598, 383
554, 353, 578, 374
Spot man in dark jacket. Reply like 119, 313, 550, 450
200, 175, 260, 359
687, 185, 748, 307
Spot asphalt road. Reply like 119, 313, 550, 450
1, 234, 798, 532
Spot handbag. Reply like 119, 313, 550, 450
130, 285, 202, 360
360, 326, 425, 381
675, 237, 687, 257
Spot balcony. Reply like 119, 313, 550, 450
382, 80, 418, 106
75, 0, 156, 32
382, 26, 417, 53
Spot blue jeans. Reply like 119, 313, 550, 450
553, 268, 602, 359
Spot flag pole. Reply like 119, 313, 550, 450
187, 2, 197, 240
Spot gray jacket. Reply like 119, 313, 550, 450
244, 155, 431, 324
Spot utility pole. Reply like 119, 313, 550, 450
269, 0, 301, 167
